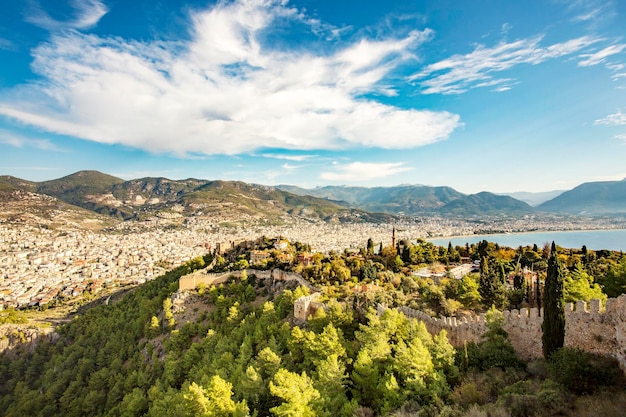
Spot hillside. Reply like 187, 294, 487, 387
0, 176, 37, 193
438, 191, 535, 216
0, 188, 113, 230
539, 179, 626, 215
1, 246, 625, 417
1, 172, 391, 224
277, 184, 466, 214
36, 171, 128, 217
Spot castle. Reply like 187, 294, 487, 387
179, 267, 626, 372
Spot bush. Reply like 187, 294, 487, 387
546, 347, 626, 394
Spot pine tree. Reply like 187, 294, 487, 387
479, 257, 508, 309
542, 242, 565, 358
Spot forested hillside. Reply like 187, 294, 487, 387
2, 239, 626, 417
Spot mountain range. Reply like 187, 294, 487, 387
1, 171, 625, 225
0, 171, 393, 225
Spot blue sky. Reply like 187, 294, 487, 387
1, 0, 625, 194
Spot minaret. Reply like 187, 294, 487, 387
392, 227, 396, 248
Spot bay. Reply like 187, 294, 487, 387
428, 229, 626, 252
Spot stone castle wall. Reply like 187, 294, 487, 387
294, 293, 321, 321
398, 295, 626, 370
179, 268, 318, 292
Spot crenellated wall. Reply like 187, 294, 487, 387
179, 268, 319, 292
397, 295, 626, 371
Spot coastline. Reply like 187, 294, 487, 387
427, 227, 626, 241
426, 228, 626, 251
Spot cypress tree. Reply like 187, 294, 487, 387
542, 241, 565, 358
478, 256, 492, 307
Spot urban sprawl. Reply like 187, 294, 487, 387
1, 214, 623, 310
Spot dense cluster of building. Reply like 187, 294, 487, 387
0, 224, 211, 309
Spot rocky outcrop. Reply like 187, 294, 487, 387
0, 324, 58, 355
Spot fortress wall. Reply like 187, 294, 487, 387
294, 293, 321, 321
397, 294, 626, 368
178, 268, 318, 292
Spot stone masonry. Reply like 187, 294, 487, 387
398, 295, 626, 372
179, 268, 319, 292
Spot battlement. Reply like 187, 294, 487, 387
179, 268, 319, 292
396, 294, 626, 371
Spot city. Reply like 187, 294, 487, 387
2, 210, 624, 310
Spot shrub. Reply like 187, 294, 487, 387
546, 347, 626, 394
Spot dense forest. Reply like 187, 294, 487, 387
1, 239, 625, 417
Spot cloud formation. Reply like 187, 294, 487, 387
320, 161, 412, 182
578, 43, 626, 66
0, 0, 460, 157
0, 130, 63, 151
412, 35, 600, 94
594, 110, 626, 126
26, 0, 108, 30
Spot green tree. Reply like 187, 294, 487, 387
182, 377, 248, 417
542, 242, 565, 358
563, 263, 606, 302
458, 274, 482, 309
269, 369, 320, 417
479, 257, 508, 309
598, 255, 626, 297
148, 315, 160, 338
313, 354, 355, 417
163, 297, 175, 328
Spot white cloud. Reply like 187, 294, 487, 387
0, 37, 15, 51
26, 0, 108, 30
0, 0, 460, 156
0, 130, 64, 151
594, 110, 626, 126
320, 161, 412, 182
578, 43, 626, 66
281, 163, 299, 171
615, 134, 626, 141
567, 0, 617, 26
411, 35, 600, 94
260, 153, 316, 161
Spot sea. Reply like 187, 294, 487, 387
428, 229, 626, 252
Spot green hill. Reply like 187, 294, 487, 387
539, 179, 626, 215
6, 172, 388, 223
0, 175, 37, 193
37, 170, 125, 204
438, 191, 535, 216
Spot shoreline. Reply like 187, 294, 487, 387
426, 227, 626, 241
426, 228, 626, 251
